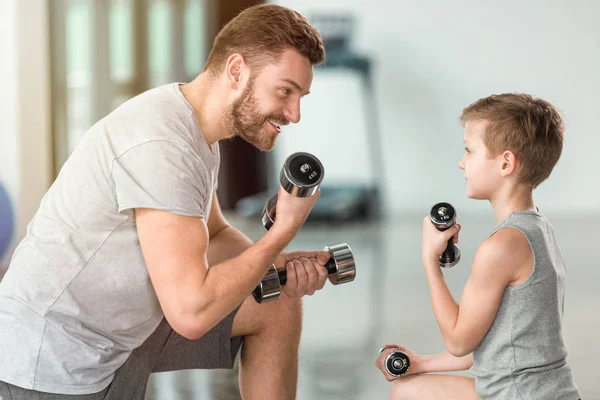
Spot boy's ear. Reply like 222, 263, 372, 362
500, 150, 517, 177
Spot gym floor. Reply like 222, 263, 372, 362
145, 211, 597, 399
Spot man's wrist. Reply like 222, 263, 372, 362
267, 222, 297, 244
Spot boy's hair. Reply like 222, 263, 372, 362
460, 93, 564, 188
204, 4, 326, 76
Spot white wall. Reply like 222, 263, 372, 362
272, 0, 600, 216
0, 0, 52, 265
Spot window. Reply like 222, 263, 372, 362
51, 0, 212, 173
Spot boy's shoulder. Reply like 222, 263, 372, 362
475, 227, 533, 283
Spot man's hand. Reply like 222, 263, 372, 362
271, 186, 320, 237
274, 250, 331, 297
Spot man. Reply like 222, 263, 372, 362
0, 4, 329, 399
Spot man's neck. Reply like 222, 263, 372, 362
179, 73, 232, 146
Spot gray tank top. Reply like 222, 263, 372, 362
470, 211, 580, 399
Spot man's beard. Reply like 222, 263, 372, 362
225, 79, 287, 152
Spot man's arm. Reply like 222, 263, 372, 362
205, 195, 331, 298
136, 187, 316, 340
205, 194, 254, 266
423, 227, 532, 356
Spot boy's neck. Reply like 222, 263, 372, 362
490, 185, 536, 222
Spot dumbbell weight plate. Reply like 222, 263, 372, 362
429, 202, 456, 229
385, 350, 411, 377
261, 152, 324, 230
251, 265, 281, 303
274, 243, 356, 286
324, 243, 356, 285
261, 194, 279, 231
280, 152, 324, 197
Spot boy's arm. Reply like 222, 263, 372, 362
375, 345, 472, 380
417, 351, 473, 373
423, 225, 532, 356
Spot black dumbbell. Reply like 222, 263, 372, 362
429, 202, 461, 268
378, 347, 411, 377
252, 243, 356, 303
261, 152, 324, 231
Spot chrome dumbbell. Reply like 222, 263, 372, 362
252, 243, 356, 303
261, 152, 324, 230
429, 202, 461, 268
378, 347, 411, 377
252, 152, 356, 303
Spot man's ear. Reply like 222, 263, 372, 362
224, 53, 247, 89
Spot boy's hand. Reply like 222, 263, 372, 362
422, 217, 461, 264
375, 344, 420, 381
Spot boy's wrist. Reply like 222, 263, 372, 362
412, 354, 429, 374
422, 255, 440, 268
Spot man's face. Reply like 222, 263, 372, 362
226, 49, 313, 151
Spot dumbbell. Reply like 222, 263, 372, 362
261, 152, 324, 230
253, 152, 356, 303
429, 202, 461, 268
378, 346, 411, 377
252, 242, 356, 303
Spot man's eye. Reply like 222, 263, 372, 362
281, 88, 292, 95
464, 147, 470, 153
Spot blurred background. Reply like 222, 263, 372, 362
0, 0, 598, 399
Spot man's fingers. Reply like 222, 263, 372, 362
284, 250, 331, 265
293, 259, 307, 295
285, 261, 297, 288
299, 257, 317, 295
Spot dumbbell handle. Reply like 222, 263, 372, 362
277, 258, 337, 285
438, 226, 455, 261
253, 243, 355, 303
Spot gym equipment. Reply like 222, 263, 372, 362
252, 152, 356, 303
429, 202, 461, 268
252, 243, 356, 303
378, 346, 411, 377
261, 152, 324, 230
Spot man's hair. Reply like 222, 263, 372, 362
460, 93, 564, 188
204, 4, 326, 75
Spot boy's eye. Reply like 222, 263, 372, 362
281, 88, 292, 95
464, 147, 470, 153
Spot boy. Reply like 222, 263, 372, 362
376, 93, 581, 399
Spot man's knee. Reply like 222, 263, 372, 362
265, 294, 302, 332
232, 294, 302, 338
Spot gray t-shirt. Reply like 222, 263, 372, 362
0, 83, 220, 394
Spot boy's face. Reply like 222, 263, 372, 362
458, 120, 503, 199
227, 49, 313, 151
